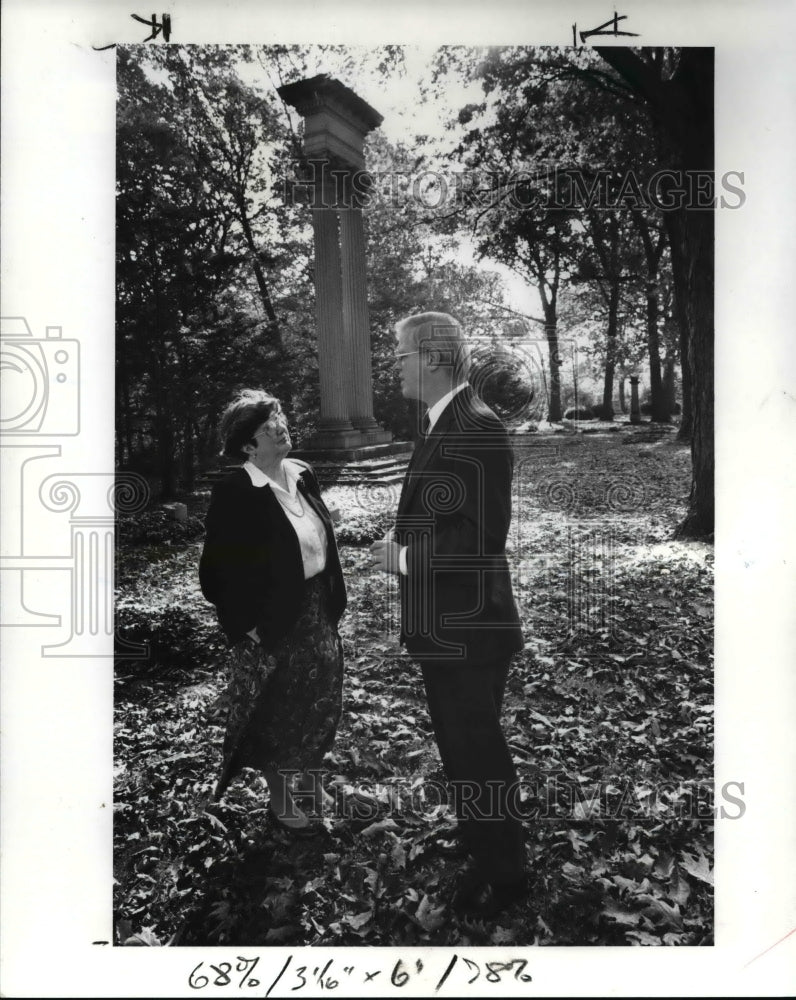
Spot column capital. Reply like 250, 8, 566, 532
278, 75, 383, 171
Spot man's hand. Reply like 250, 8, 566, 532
370, 535, 402, 574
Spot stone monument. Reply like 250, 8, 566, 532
278, 75, 397, 458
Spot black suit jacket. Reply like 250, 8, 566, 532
199, 461, 346, 647
394, 386, 523, 665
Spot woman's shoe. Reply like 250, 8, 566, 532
293, 785, 335, 817
267, 806, 323, 838
337, 788, 381, 825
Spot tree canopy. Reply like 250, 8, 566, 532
116, 43, 712, 536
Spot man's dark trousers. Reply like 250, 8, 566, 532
421, 656, 526, 887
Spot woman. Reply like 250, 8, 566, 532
199, 389, 346, 833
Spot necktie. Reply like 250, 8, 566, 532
420, 411, 431, 439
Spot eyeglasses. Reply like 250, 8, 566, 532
253, 409, 286, 439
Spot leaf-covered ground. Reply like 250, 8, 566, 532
114, 432, 713, 947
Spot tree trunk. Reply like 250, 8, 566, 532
572, 356, 580, 413
198, 416, 216, 467
631, 211, 669, 422
673, 206, 714, 538
677, 316, 693, 440
601, 281, 620, 421
115, 328, 136, 466
156, 397, 177, 498
177, 347, 196, 490
665, 202, 711, 537
182, 419, 196, 490
544, 318, 563, 422
115, 358, 127, 467
594, 45, 714, 537
123, 380, 133, 466
618, 376, 627, 413
664, 211, 694, 441
662, 353, 677, 416
151, 264, 177, 500
237, 198, 282, 349
154, 374, 177, 499
645, 281, 670, 422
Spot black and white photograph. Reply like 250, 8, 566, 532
113, 39, 719, 949
2, 0, 795, 996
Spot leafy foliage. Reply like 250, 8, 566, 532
117, 45, 524, 491
118, 508, 205, 547
431, 47, 683, 426
115, 434, 713, 946
323, 486, 397, 546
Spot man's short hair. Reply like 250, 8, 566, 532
396, 311, 471, 380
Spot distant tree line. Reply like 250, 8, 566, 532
429, 45, 714, 536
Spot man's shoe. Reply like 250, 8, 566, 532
451, 873, 530, 919
448, 867, 482, 909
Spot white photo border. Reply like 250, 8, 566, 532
2, 0, 794, 995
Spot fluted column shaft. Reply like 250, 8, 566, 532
339, 204, 379, 430
310, 180, 355, 434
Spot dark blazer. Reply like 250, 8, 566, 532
394, 386, 523, 665
199, 461, 346, 647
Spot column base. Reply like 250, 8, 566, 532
293, 438, 409, 464
353, 424, 393, 446
305, 425, 392, 451
350, 416, 388, 433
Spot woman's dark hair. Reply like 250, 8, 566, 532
218, 389, 281, 461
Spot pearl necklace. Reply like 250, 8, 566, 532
275, 489, 305, 518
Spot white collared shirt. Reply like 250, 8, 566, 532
243, 459, 328, 579
424, 381, 469, 435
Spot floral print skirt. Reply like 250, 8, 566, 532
213, 572, 344, 799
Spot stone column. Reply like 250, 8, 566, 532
310, 168, 358, 448
629, 375, 642, 424
339, 204, 379, 433
278, 75, 391, 453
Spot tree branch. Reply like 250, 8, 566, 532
472, 298, 546, 325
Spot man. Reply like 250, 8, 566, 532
370, 311, 527, 917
